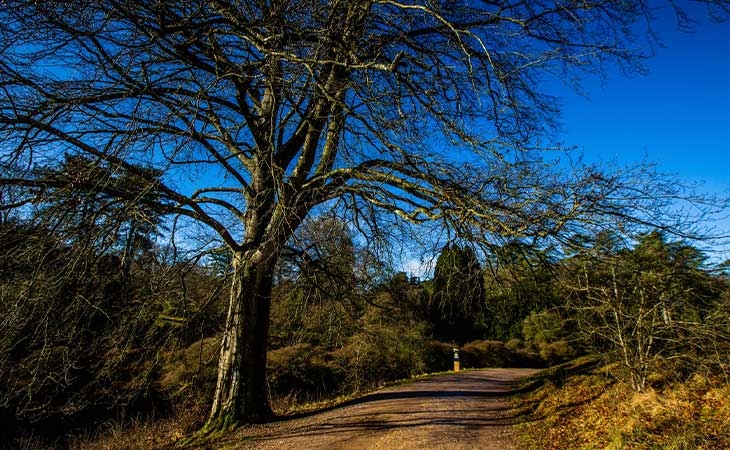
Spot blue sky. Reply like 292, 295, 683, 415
553, 4, 730, 260
403, 5, 730, 276
555, 4, 729, 196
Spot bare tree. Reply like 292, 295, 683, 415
563, 232, 728, 392
1, 0, 726, 436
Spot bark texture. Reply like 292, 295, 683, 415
206, 252, 274, 432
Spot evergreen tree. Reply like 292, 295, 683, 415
430, 244, 484, 343
483, 242, 559, 341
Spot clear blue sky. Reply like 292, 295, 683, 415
556, 5, 729, 195
552, 4, 730, 258
404, 6, 730, 276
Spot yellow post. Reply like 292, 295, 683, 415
453, 347, 460, 372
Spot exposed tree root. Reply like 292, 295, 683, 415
177, 413, 240, 447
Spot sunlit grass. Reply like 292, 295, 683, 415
516, 359, 730, 450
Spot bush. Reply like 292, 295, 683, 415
0, 220, 229, 444
334, 321, 429, 392
0, 254, 170, 439
423, 340, 457, 372
267, 344, 342, 401
459, 339, 544, 368
523, 310, 566, 344
522, 310, 575, 366
158, 337, 219, 407
461, 340, 512, 368
538, 341, 575, 366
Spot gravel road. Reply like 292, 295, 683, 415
212, 368, 539, 450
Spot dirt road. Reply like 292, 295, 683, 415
216, 368, 539, 450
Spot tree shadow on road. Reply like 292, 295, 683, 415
194, 365, 604, 448
276, 373, 527, 420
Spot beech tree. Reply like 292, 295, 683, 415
1, 0, 725, 436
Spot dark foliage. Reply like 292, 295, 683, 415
0, 219, 225, 444
429, 244, 485, 343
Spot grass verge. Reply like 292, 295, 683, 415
515, 358, 730, 450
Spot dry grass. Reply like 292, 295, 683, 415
25, 355, 730, 450
61, 338, 220, 450
66, 403, 207, 450
516, 360, 730, 450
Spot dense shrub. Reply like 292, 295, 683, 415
461, 340, 513, 368
460, 340, 544, 368
522, 310, 576, 366
157, 337, 219, 407
334, 322, 429, 392
537, 341, 575, 366
0, 222, 227, 445
423, 340, 457, 372
267, 344, 342, 401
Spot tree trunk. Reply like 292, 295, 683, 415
200, 251, 274, 436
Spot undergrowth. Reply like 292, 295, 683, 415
516, 359, 730, 450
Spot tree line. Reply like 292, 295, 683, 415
2, 206, 728, 446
